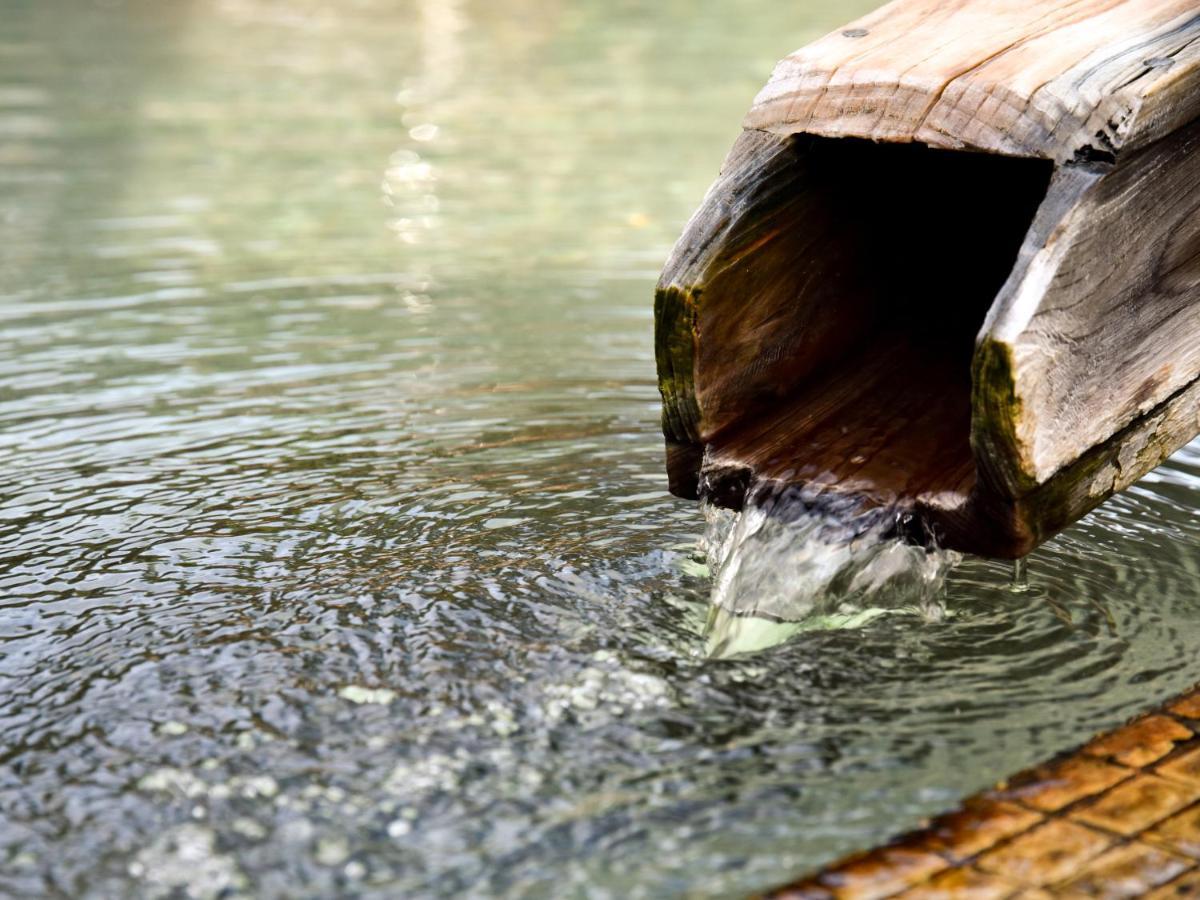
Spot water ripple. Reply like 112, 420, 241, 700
3, 1, 1200, 898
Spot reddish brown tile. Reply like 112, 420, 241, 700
769, 885, 833, 900
975, 818, 1113, 886
767, 684, 1200, 898
923, 799, 1043, 862
1057, 842, 1190, 898
1169, 692, 1200, 721
1147, 803, 1200, 859
1072, 774, 1195, 836
991, 756, 1131, 813
892, 865, 1019, 899
1160, 746, 1200, 789
815, 847, 950, 900
1082, 715, 1194, 768
1144, 868, 1200, 898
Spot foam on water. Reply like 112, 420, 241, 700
700, 493, 962, 657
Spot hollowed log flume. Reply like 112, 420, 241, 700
656, 0, 1200, 558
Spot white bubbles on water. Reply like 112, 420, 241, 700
132, 823, 246, 900
338, 685, 398, 705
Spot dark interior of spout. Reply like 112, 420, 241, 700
695, 136, 1054, 521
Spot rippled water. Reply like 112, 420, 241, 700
4, 1, 1200, 897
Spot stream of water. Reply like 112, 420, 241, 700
701, 497, 961, 659
5, 1, 1200, 897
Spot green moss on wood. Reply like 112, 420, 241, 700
971, 336, 1036, 496
654, 283, 702, 447
655, 283, 706, 500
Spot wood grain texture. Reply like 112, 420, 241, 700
977, 115, 1200, 493
656, 133, 1049, 517
656, 0, 1200, 556
746, 0, 1200, 163
701, 330, 977, 512
656, 131, 879, 461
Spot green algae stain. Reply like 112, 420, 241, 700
971, 336, 1036, 495
654, 283, 703, 446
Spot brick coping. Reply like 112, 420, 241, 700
766, 687, 1200, 898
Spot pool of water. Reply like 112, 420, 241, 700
4, 1, 1200, 897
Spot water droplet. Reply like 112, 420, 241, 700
1010, 556, 1030, 593
338, 685, 396, 705
482, 517, 527, 530
315, 837, 350, 867
387, 819, 412, 839
408, 123, 439, 142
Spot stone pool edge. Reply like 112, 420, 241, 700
762, 684, 1200, 898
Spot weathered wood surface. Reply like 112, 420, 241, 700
976, 122, 1200, 494
747, 0, 1200, 164
656, 0, 1200, 557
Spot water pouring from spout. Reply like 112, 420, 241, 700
699, 487, 962, 658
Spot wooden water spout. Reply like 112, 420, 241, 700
656, 0, 1200, 558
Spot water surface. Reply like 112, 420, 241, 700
4, 1, 1200, 897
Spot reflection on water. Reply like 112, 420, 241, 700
3, 0, 1200, 897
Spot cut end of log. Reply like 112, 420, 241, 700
660, 1, 1200, 558
658, 133, 1053, 555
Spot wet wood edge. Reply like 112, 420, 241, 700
974, 114, 1200, 497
